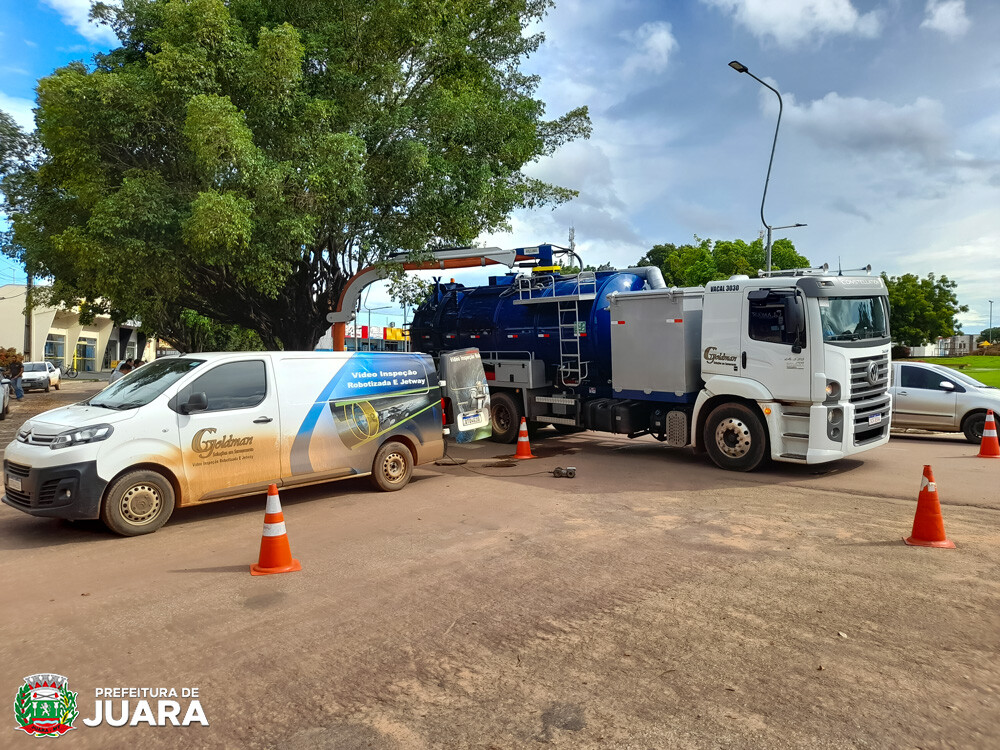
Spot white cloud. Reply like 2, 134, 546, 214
0, 91, 35, 130
42, 0, 118, 45
703, 0, 881, 47
24, 40, 38, 48
921, 0, 971, 39
783, 92, 950, 162
622, 21, 678, 77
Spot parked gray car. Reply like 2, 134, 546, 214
890, 361, 1000, 443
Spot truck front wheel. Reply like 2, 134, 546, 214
703, 403, 769, 472
101, 469, 175, 536
489, 391, 522, 444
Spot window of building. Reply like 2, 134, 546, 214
76, 337, 98, 372
44, 334, 66, 367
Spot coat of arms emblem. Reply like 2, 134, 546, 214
14, 673, 78, 737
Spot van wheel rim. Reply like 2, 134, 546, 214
715, 418, 751, 458
120, 484, 161, 524
381, 453, 406, 483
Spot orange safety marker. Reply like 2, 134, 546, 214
903, 465, 956, 549
250, 484, 303, 575
978, 410, 1000, 458
513, 417, 536, 459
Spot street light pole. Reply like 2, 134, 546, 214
364, 304, 391, 351
729, 60, 787, 273
990, 299, 994, 344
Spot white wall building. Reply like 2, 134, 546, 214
0, 284, 154, 371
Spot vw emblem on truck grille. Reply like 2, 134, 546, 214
866, 361, 879, 385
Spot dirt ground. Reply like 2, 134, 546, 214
2, 383, 998, 748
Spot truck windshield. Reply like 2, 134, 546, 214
819, 297, 889, 343
87, 358, 205, 410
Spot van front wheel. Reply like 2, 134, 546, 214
370, 441, 413, 492
101, 469, 175, 536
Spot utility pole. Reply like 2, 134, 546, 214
23, 273, 33, 358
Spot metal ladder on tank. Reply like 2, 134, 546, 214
557, 299, 586, 386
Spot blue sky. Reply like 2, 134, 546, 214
2, 1, 999, 333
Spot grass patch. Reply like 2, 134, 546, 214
903, 355, 1000, 387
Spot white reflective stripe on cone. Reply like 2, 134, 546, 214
262, 522, 287, 537
265, 494, 282, 514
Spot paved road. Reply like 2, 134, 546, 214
2, 386, 998, 748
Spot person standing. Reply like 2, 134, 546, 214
9, 358, 24, 400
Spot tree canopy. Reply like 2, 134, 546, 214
881, 272, 967, 347
1, 0, 589, 350
635, 236, 810, 287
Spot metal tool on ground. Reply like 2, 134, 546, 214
552, 466, 576, 478
978, 409, 1000, 458
250, 484, 303, 575
903, 465, 956, 549
513, 417, 536, 459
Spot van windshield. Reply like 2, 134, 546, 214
88, 358, 205, 410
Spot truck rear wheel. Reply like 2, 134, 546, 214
704, 403, 769, 472
489, 391, 522, 444
370, 441, 413, 491
101, 469, 175, 536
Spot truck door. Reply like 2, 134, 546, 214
742, 290, 811, 402
176, 359, 281, 502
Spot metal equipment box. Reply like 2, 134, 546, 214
609, 288, 704, 398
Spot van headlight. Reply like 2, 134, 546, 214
51, 424, 114, 450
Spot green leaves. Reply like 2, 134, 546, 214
637, 236, 810, 287
3, 0, 589, 350
882, 272, 968, 347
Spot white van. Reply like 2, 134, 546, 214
3, 350, 489, 535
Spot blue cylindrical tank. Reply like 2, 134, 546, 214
411, 270, 655, 386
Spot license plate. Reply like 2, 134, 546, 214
6, 475, 21, 492
868, 414, 882, 425
461, 413, 483, 426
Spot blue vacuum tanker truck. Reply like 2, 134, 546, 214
410, 245, 892, 471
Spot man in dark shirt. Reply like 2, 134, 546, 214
9, 359, 24, 400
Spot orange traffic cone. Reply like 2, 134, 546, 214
977, 410, 1000, 458
250, 484, 303, 575
903, 465, 955, 549
513, 417, 536, 459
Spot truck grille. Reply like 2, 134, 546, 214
850, 354, 890, 445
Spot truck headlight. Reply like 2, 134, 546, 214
51, 424, 114, 450
825, 380, 841, 401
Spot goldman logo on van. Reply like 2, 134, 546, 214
191, 428, 254, 459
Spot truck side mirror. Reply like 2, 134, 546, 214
784, 295, 805, 352
181, 392, 208, 414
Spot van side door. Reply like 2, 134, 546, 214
175, 359, 281, 503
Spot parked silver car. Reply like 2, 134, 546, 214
890, 361, 1000, 443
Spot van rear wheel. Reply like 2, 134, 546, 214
370, 441, 413, 492
101, 469, 175, 536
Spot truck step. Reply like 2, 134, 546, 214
779, 453, 808, 461
784, 411, 809, 418
782, 432, 809, 439
534, 415, 579, 426
535, 395, 579, 406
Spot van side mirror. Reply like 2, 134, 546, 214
181, 392, 208, 414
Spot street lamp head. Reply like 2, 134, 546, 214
729, 60, 748, 73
